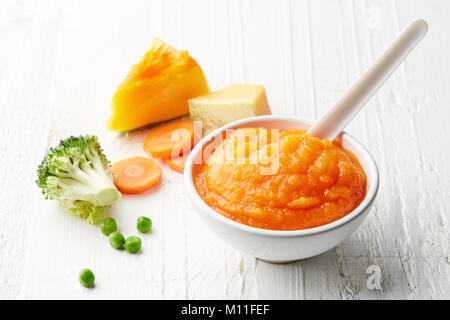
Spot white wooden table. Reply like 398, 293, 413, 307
1, 0, 449, 300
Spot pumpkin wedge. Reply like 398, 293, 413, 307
107, 38, 210, 132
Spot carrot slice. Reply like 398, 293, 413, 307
143, 117, 194, 159
166, 153, 189, 173
111, 157, 162, 194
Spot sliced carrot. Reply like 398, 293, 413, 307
166, 153, 189, 173
143, 117, 194, 159
111, 157, 162, 194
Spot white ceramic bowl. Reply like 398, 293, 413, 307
184, 115, 379, 263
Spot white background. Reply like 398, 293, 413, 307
1, 0, 449, 299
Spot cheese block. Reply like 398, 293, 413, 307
188, 84, 271, 133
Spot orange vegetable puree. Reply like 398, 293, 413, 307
194, 128, 366, 230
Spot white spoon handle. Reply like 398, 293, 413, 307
307, 19, 428, 141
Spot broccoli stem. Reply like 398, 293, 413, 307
78, 167, 120, 206
95, 188, 121, 206
56, 164, 120, 207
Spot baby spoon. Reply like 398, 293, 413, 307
307, 19, 428, 141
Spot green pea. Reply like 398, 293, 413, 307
109, 231, 125, 249
100, 217, 117, 235
125, 236, 141, 253
79, 268, 95, 288
137, 216, 152, 233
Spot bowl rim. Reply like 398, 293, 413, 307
184, 115, 379, 238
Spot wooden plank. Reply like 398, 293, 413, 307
0, 0, 63, 299
387, 0, 450, 299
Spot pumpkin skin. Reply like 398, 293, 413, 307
107, 39, 210, 132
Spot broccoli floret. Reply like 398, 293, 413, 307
36, 135, 121, 224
